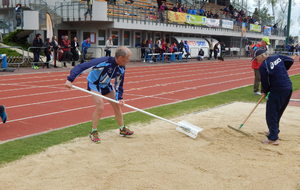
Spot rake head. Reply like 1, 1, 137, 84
176, 120, 203, 139
227, 125, 251, 136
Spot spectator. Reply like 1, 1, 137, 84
50, 36, 59, 68
219, 42, 225, 61
32, 33, 43, 69
250, 37, 270, 95
105, 37, 113, 57
213, 42, 219, 59
81, 37, 91, 62
209, 39, 214, 60
84, 0, 93, 20
178, 40, 184, 53
183, 41, 190, 59
158, 1, 168, 22
144, 40, 152, 62
245, 42, 250, 57
197, 48, 204, 61
157, 0, 163, 8
141, 40, 147, 62
44, 38, 51, 68
0, 105, 7, 123
15, 4, 22, 27
71, 37, 80, 66
172, 3, 179, 12
171, 42, 178, 52
61, 35, 72, 67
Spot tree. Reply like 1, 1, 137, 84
275, 0, 295, 30
266, 0, 277, 20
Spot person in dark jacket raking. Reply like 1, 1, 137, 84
254, 48, 296, 145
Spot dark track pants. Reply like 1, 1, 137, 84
266, 89, 292, 141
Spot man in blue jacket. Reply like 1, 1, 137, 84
254, 48, 295, 145
81, 37, 91, 63
65, 46, 134, 143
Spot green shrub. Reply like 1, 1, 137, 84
3, 30, 30, 50
0, 48, 21, 56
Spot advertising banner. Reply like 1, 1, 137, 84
249, 24, 261, 32
263, 26, 272, 36
167, 11, 186, 24
186, 15, 206, 25
221, 20, 233, 29
206, 18, 220, 27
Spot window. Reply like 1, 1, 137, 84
98, 30, 106, 46
135, 32, 141, 47
83, 32, 96, 44
124, 31, 130, 46
111, 30, 119, 46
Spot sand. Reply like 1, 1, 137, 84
0, 102, 299, 190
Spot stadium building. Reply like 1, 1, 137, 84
0, 0, 285, 60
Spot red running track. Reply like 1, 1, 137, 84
0, 58, 299, 143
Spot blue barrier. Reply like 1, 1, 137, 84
0, 54, 7, 68
146, 53, 160, 62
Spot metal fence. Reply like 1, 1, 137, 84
0, 46, 25, 69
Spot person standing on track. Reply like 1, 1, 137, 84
251, 37, 270, 95
0, 105, 7, 123
65, 46, 134, 143
253, 48, 296, 145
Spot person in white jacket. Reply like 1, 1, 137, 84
105, 37, 113, 57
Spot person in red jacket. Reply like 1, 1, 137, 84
250, 37, 270, 95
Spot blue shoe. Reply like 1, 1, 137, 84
0, 105, 7, 123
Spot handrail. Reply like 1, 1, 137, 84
27, 46, 53, 65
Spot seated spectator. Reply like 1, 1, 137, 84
172, 3, 179, 12
199, 8, 205, 16
171, 42, 178, 52
197, 48, 204, 61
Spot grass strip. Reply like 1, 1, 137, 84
0, 48, 22, 56
0, 74, 299, 165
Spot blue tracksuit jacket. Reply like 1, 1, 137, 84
67, 57, 125, 100
259, 55, 293, 93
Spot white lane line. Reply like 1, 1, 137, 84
125, 93, 181, 101
0, 71, 250, 100
0, 61, 242, 82
6, 105, 96, 123
7, 95, 91, 109
0, 83, 66, 92
5, 76, 252, 123
0, 65, 251, 94
0, 89, 71, 100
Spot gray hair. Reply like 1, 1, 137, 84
115, 46, 132, 58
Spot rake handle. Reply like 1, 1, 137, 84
72, 85, 180, 127
239, 94, 266, 129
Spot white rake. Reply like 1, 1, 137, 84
72, 85, 203, 139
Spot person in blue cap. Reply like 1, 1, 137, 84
0, 105, 7, 123
253, 48, 296, 145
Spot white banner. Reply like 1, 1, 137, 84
222, 20, 234, 29
206, 18, 220, 27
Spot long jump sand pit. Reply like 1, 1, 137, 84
0, 102, 300, 190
